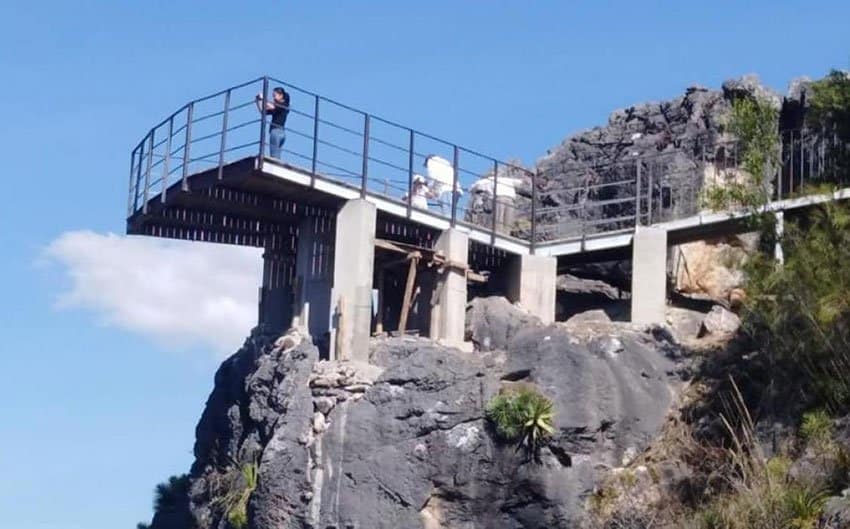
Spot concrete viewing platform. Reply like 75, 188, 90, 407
126, 75, 850, 360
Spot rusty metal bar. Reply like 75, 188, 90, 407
451, 145, 459, 227
406, 129, 414, 218
161, 117, 174, 204
361, 113, 370, 198
258, 76, 269, 164
142, 131, 155, 214
311, 95, 319, 185
181, 102, 194, 191
531, 168, 538, 252
217, 89, 231, 181
491, 159, 499, 244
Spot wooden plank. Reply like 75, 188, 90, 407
398, 255, 419, 333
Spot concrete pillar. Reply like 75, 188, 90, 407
774, 211, 785, 264
292, 215, 334, 348
331, 199, 376, 361
430, 228, 469, 346
258, 231, 297, 333
631, 226, 668, 325
507, 254, 557, 324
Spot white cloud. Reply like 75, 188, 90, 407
43, 231, 262, 356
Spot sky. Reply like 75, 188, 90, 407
0, 2, 847, 528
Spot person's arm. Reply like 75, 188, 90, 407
255, 93, 276, 113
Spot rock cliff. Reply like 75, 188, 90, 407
150, 300, 685, 529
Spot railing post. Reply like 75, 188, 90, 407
142, 131, 155, 214
407, 129, 414, 218
258, 76, 269, 166
361, 113, 370, 198
128, 146, 138, 216
635, 159, 642, 227
647, 162, 653, 225
182, 102, 194, 192
530, 168, 538, 253
311, 95, 320, 185
451, 145, 460, 227
800, 129, 806, 193
218, 89, 231, 181
161, 116, 174, 203
491, 160, 499, 243
134, 141, 144, 212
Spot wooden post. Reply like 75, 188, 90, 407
398, 254, 420, 333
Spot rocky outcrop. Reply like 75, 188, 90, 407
148, 300, 685, 529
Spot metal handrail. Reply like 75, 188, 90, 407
129, 75, 846, 248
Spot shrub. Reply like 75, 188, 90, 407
800, 410, 833, 447
153, 474, 190, 514
743, 202, 850, 411
222, 462, 258, 529
700, 96, 778, 212
486, 387, 555, 462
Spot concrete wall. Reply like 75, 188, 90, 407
430, 229, 469, 346
631, 226, 668, 325
506, 254, 557, 324
331, 199, 376, 361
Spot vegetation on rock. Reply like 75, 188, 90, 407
486, 386, 555, 462
221, 462, 258, 529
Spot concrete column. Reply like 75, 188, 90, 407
292, 215, 334, 348
258, 232, 297, 333
631, 226, 668, 325
430, 228, 469, 346
774, 211, 785, 264
331, 199, 376, 361
507, 254, 557, 324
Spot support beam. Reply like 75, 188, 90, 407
630, 226, 668, 325
331, 199, 376, 361
430, 229, 469, 346
507, 254, 557, 324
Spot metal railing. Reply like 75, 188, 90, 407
128, 76, 536, 246
129, 76, 848, 248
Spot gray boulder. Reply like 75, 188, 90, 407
698, 305, 741, 337
465, 296, 542, 352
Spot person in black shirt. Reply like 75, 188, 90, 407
255, 87, 290, 158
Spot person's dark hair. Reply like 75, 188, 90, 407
273, 87, 289, 104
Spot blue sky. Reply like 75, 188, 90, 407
0, 2, 847, 528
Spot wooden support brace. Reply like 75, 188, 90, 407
398, 253, 420, 333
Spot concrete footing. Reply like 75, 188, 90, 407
507, 254, 557, 324
630, 226, 668, 325
430, 228, 469, 346
331, 199, 376, 361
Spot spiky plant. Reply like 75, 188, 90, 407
486, 387, 556, 462
222, 462, 258, 529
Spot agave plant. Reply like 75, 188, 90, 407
486, 387, 556, 462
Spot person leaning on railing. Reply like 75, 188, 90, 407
255, 87, 290, 159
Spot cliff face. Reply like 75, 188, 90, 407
156, 300, 684, 529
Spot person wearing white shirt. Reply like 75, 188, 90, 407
470, 174, 523, 234
424, 155, 463, 213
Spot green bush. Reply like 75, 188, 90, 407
700, 96, 778, 212
486, 387, 555, 461
743, 202, 850, 410
153, 474, 190, 514
223, 462, 258, 529
800, 410, 833, 446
